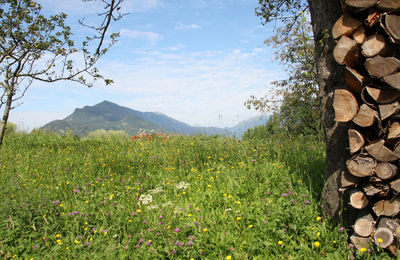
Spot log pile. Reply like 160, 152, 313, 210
332, 0, 400, 254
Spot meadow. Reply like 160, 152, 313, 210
0, 131, 385, 259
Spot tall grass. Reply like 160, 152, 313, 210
0, 132, 386, 258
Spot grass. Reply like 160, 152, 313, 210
0, 132, 386, 259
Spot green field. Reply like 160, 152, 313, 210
0, 132, 384, 259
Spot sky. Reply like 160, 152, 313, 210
8, 0, 284, 130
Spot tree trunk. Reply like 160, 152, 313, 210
0, 89, 13, 147
308, 0, 356, 223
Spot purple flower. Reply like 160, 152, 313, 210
304, 200, 311, 204
174, 241, 180, 246
174, 228, 180, 233
282, 193, 288, 197
139, 238, 144, 244
339, 227, 345, 232
159, 215, 163, 219
187, 241, 193, 246
146, 241, 152, 246
171, 249, 176, 255
73, 189, 79, 193
53, 201, 60, 206
180, 242, 185, 247
136, 244, 140, 248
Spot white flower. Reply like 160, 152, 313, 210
148, 187, 164, 194
176, 182, 189, 190
138, 194, 153, 205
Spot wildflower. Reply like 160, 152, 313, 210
282, 193, 288, 197
304, 200, 311, 204
248, 225, 254, 228
187, 241, 193, 246
74, 240, 80, 244
136, 209, 142, 213
73, 189, 79, 193
278, 241, 283, 246
317, 232, 320, 237
174, 228, 180, 233
237, 201, 241, 205
226, 256, 232, 260
314, 241, 320, 247
171, 249, 176, 255
56, 234, 61, 238
146, 240, 152, 246
103, 230, 108, 235
316, 217, 322, 221
203, 228, 208, 232
377, 238, 383, 243
236, 217, 241, 221
359, 247, 367, 253
338, 227, 345, 232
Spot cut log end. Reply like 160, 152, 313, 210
333, 89, 359, 122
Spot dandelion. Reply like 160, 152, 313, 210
316, 217, 322, 221
248, 225, 254, 228
359, 247, 367, 253
136, 209, 142, 213
278, 241, 283, 246
236, 217, 241, 221
74, 240, 80, 244
226, 256, 232, 260
237, 201, 241, 205
314, 241, 320, 247
203, 228, 208, 232
55, 234, 61, 238
377, 238, 383, 243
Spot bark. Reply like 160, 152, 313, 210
0, 89, 13, 147
308, 0, 353, 222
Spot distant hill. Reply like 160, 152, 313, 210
41, 101, 269, 137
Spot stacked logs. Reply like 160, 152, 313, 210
332, 0, 400, 255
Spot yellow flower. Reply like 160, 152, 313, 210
223, 193, 227, 197
359, 247, 367, 253
128, 219, 132, 223
236, 217, 241, 221
237, 201, 241, 205
203, 228, 208, 232
317, 232, 320, 237
316, 217, 322, 221
314, 241, 320, 247
228, 195, 232, 199
136, 209, 141, 213
207, 185, 212, 188
278, 241, 283, 246
74, 240, 80, 244
248, 225, 254, 228
55, 234, 61, 238
226, 256, 232, 260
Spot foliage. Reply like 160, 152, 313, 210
0, 0, 124, 146
5, 121, 17, 135
88, 129, 128, 139
246, 0, 322, 136
0, 132, 373, 258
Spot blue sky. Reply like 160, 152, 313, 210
9, 0, 284, 130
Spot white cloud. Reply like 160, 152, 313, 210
175, 22, 202, 30
94, 47, 280, 127
120, 29, 162, 45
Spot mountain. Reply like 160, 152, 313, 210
42, 101, 269, 137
